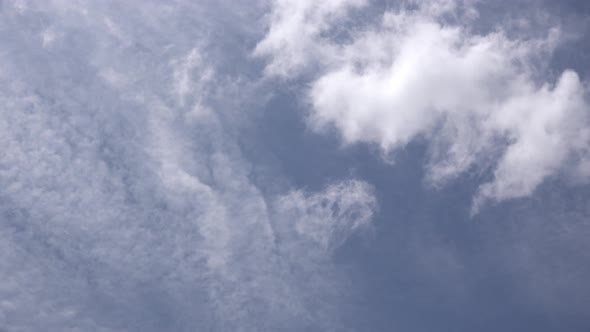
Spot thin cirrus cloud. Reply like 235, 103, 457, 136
0, 1, 376, 331
256, 0, 590, 211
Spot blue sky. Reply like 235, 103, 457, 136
1, 1, 590, 331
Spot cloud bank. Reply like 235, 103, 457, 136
257, 0, 590, 210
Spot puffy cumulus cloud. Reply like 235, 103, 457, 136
0, 1, 376, 331
257, 0, 590, 211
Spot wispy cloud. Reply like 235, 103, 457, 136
0, 1, 376, 331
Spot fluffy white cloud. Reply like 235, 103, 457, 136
257, 0, 590, 210
0, 1, 376, 331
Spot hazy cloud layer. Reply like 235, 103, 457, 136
257, 0, 590, 210
0, 1, 375, 331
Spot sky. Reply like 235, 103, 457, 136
0, 0, 589, 331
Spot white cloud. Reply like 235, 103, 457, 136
254, 0, 367, 77
0, 2, 376, 331
257, 0, 590, 210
